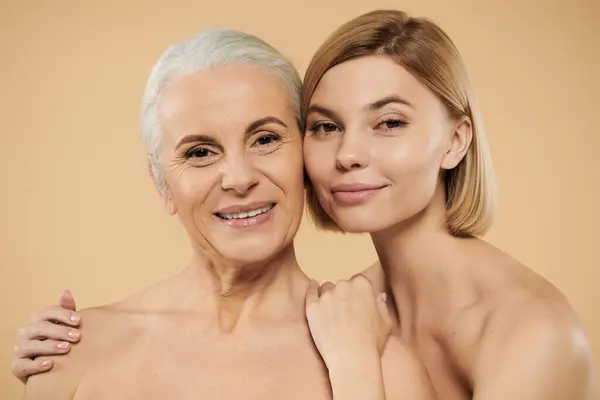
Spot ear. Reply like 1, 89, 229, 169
441, 116, 472, 170
147, 160, 177, 216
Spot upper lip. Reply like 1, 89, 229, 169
214, 201, 276, 215
331, 183, 387, 192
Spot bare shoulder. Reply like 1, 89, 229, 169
24, 302, 146, 400
468, 241, 598, 398
473, 296, 597, 398
479, 294, 591, 364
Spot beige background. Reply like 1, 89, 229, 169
1, 0, 598, 396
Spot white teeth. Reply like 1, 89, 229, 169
218, 204, 274, 220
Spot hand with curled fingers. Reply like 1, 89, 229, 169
12, 290, 81, 383
305, 275, 392, 400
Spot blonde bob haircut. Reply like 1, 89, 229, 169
302, 9, 497, 237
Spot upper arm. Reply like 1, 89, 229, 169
473, 302, 597, 400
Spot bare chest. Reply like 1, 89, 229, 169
414, 336, 473, 400
74, 333, 332, 400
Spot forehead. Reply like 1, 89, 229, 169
310, 55, 439, 111
158, 65, 295, 137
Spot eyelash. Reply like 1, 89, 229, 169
252, 132, 281, 147
184, 133, 282, 160
377, 118, 408, 131
307, 122, 339, 135
186, 147, 214, 159
308, 118, 408, 135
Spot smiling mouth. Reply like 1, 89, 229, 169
215, 203, 276, 220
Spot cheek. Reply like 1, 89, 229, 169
377, 132, 444, 187
259, 144, 305, 200
168, 168, 214, 212
303, 138, 336, 188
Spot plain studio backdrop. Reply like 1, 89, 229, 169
1, 0, 598, 396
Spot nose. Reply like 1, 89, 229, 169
336, 129, 369, 171
221, 154, 259, 195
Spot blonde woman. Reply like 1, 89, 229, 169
12, 9, 598, 400
301, 10, 597, 399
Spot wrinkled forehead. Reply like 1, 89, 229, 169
157, 65, 298, 141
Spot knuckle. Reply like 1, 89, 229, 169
333, 280, 347, 291
18, 341, 34, 356
10, 359, 18, 373
54, 306, 69, 319
13, 360, 25, 376
31, 309, 46, 323
28, 322, 47, 339
335, 279, 353, 295
25, 325, 37, 339
336, 279, 349, 287
320, 289, 333, 301
26, 324, 39, 338
352, 274, 372, 289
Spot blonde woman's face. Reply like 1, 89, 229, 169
303, 55, 471, 233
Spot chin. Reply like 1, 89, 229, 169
214, 234, 290, 266
331, 210, 393, 234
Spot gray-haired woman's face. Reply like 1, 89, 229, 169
156, 64, 305, 265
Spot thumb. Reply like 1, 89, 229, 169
58, 289, 77, 311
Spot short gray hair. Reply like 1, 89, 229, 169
140, 29, 302, 189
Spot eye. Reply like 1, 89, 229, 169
307, 122, 340, 135
253, 133, 280, 146
186, 147, 214, 158
376, 118, 408, 131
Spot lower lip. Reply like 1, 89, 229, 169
215, 205, 276, 228
331, 188, 384, 206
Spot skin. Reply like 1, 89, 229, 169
13, 43, 598, 400
17, 64, 435, 400
304, 54, 598, 400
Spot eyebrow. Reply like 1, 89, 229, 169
245, 116, 287, 134
174, 116, 288, 150
306, 95, 412, 121
366, 94, 413, 111
304, 105, 341, 121
175, 134, 219, 150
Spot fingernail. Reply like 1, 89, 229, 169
41, 360, 52, 368
57, 342, 70, 350
381, 293, 387, 302
70, 314, 80, 323
68, 330, 80, 339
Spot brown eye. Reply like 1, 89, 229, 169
308, 122, 340, 135
376, 119, 407, 131
187, 147, 213, 158
322, 123, 338, 132
256, 135, 273, 145
253, 133, 281, 146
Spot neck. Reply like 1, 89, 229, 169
183, 243, 309, 332
370, 192, 474, 340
